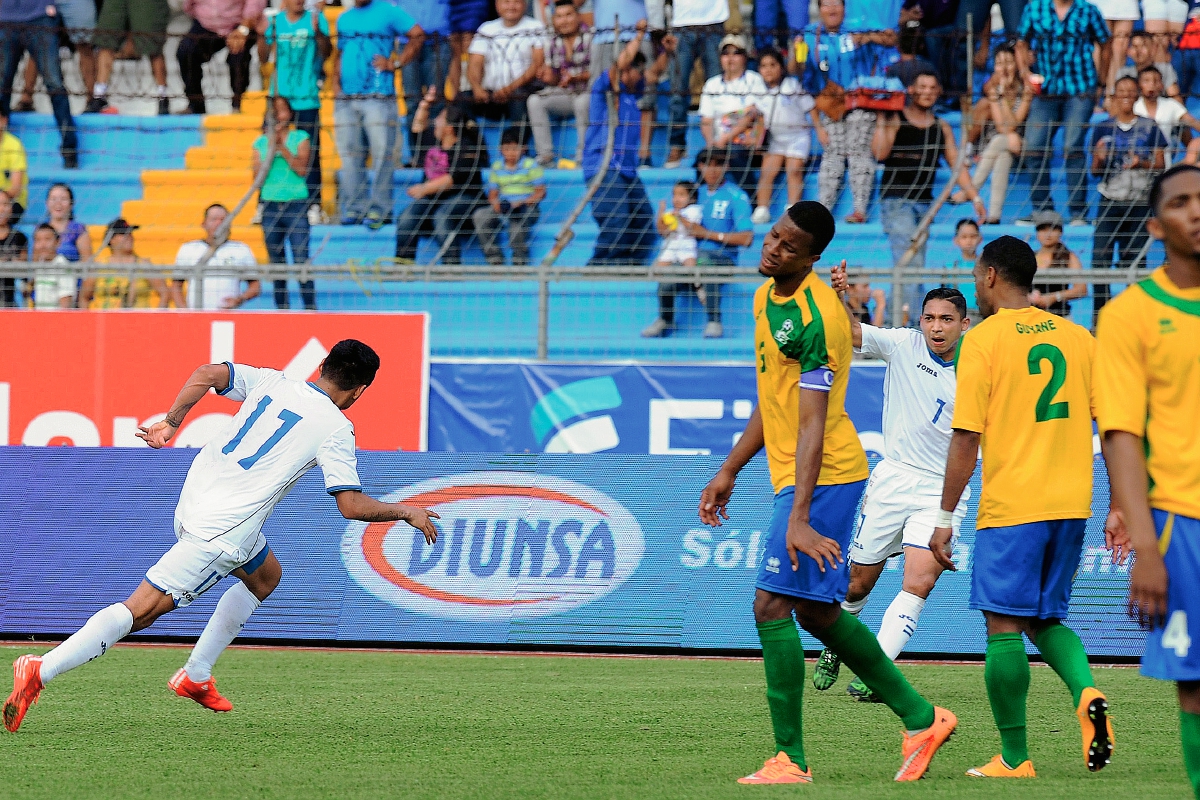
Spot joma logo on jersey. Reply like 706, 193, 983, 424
341, 472, 645, 620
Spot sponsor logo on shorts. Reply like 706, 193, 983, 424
341, 472, 645, 620
765, 556, 781, 574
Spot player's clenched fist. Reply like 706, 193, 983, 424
786, 519, 842, 573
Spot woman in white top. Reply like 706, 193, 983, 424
697, 33, 766, 197
750, 47, 817, 224
1134, 65, 1200, 165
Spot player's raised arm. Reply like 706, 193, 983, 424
829, 260, 863, 349
334, 490, 441, 544
699, 405, 764, 526
136, 363, 233, 448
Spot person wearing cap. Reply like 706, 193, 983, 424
1030, 210, 1087, 319
695, 34, 767, 199
663, 0, 730, 168
80, 219, 170, 309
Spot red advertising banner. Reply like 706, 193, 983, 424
0, 311, 429, 451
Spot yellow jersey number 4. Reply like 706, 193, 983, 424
1027, 343, 1070, 422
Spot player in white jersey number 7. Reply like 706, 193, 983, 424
4, 339, 441, 732
812, 263, 971, 702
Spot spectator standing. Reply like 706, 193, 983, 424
584, 23, 673, 265
79, 219, 169, 309
55, 0, 97, 100
178, 0, 268, 114
955, 45, 1031, 223
253, 96, 316, 310
696, 34, 767, 198
642, 148, 752, 338
752, 47, 817, 223
449, 0, 492, 96
1090, 75, 1166, 320
802, 0, 900, 224
1016, 0, 1110, 225
396, 0, 452, 164
468, 0, 545, 125
176, 204, 262, 310
663, 0, 730, 168
0, 190, 28, 308
590, 0, 654, 77
0, 111, 28, 218
394, 98, 488, 264
1143, 0, 1189, 63
474, 128, 546, 264
756, 0, 809, 53
1029, 210, 1087, 317
1174, 0, 1200, 99
29, 224, 74, 309
0, 0, 79, 168
873, 72, 984, 322
1092, 0, 1138, 94
1116, 30, 1180, 95
332, 0, 424, 228
1135, 65, 1200, 163
528, 0, 592, 166
44, 183, 92, 264
261, 0, 331, 221
88, 0, 171, 115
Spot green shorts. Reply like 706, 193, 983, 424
94, 0, 170, 56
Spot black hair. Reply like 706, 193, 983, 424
1130, 30, 1152, 42
443, 100, 482, 145
628, 51, 647, 70
908, 70, 940, 88
34, 222, 59, 239
786, 201, 836, 255
1149, 162, 1200, 213
321, 339, 381, 391
674, 180, 696, 202
979, 235, 1037, 291
923, 287, 967, 318
899, 20, 922, 56
697, 148, 727, 166
955, 217, 979, 233
757, 47, 785, 71
47, 182, 75, 219
1137, 65, 1163, 81
204, 203, 229, 220
554, 0, 576, 7
1114, 75, 1139, 91
995, 43, 1018, 60
500, 126, 524, 146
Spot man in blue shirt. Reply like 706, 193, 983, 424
1016, 0, 1109, 225
0, 0, 79, 168
333, 0, 424, 228
585, 22, 673, 267
394, 0, 451, 165
643, 148, 753, 338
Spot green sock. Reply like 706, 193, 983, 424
1033, 623, 1094, 707
1182, 711, 1200, 799
818, 610, 935, 731
757, 618, 807, 770
986, 633, 1030, 766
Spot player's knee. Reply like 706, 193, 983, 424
900, 574, 937, 598
752, 589, 794, 624
1179, 681, 1200, 714
793, 600, 841, 634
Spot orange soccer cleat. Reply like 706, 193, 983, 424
169, 668, 233, 712
895, 706, 958, 782
1076, 687, 1114, 772
967, 755, 1037, 778
736, 752, 814, 785
3, 655, 45, 733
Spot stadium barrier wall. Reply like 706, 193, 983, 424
0, 448, 1141, 657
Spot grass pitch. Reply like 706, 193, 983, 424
0, 644, 1187, 799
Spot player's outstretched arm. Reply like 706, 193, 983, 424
930, 428, 980, 571
136, 363, 233, 448
335, 490, 441, 544
1102, 430, 1169, 629
699, 406, 764, 526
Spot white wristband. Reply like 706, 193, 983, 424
935, 509, 954, 529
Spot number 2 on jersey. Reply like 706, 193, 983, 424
221, 395, 304, 469
1027, 343, 1069, 422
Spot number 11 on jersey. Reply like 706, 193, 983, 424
221, 395, 305, 470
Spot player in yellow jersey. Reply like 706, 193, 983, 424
1097, 163, 1200, 799
698, 202, 956, 786
931, 235, 1114, 778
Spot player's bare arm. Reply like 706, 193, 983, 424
137, 363, 233, 448
1102, 430, 1169, 628
787, 388, 841, 574
699, 406, 765, 526
335, 490, 441, 544
829, 260, 863, 349
931, 428, 980, 571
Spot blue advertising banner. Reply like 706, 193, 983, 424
0, 448, 1140, 656
429, 362, 886, 456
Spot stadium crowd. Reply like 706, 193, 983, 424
1, 0, 1199, 330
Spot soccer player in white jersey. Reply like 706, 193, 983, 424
811, 263, 971, 701
4, 340, 440, 732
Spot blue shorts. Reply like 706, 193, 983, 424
755, 480, 867, 603
970, 518, 1086, 619
1142, 511, 1200, 682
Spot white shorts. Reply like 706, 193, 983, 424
767, 129, 812, 160
1142, 0, 1188, 23
656, 237, 698, 264
1092, 0, 1141, 19
145, 529, 268, 607
849, 459, 969, 565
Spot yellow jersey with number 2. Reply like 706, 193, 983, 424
754, 273, 869, 494
952, 305, 1095, 528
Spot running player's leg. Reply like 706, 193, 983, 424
813, 561, 884, 690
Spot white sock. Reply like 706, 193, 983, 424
183, 582, 260, 682
40, 603, 133, 684
876, 591, 926, 661
93, 82, 107, 98
841, 596, 867, 616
